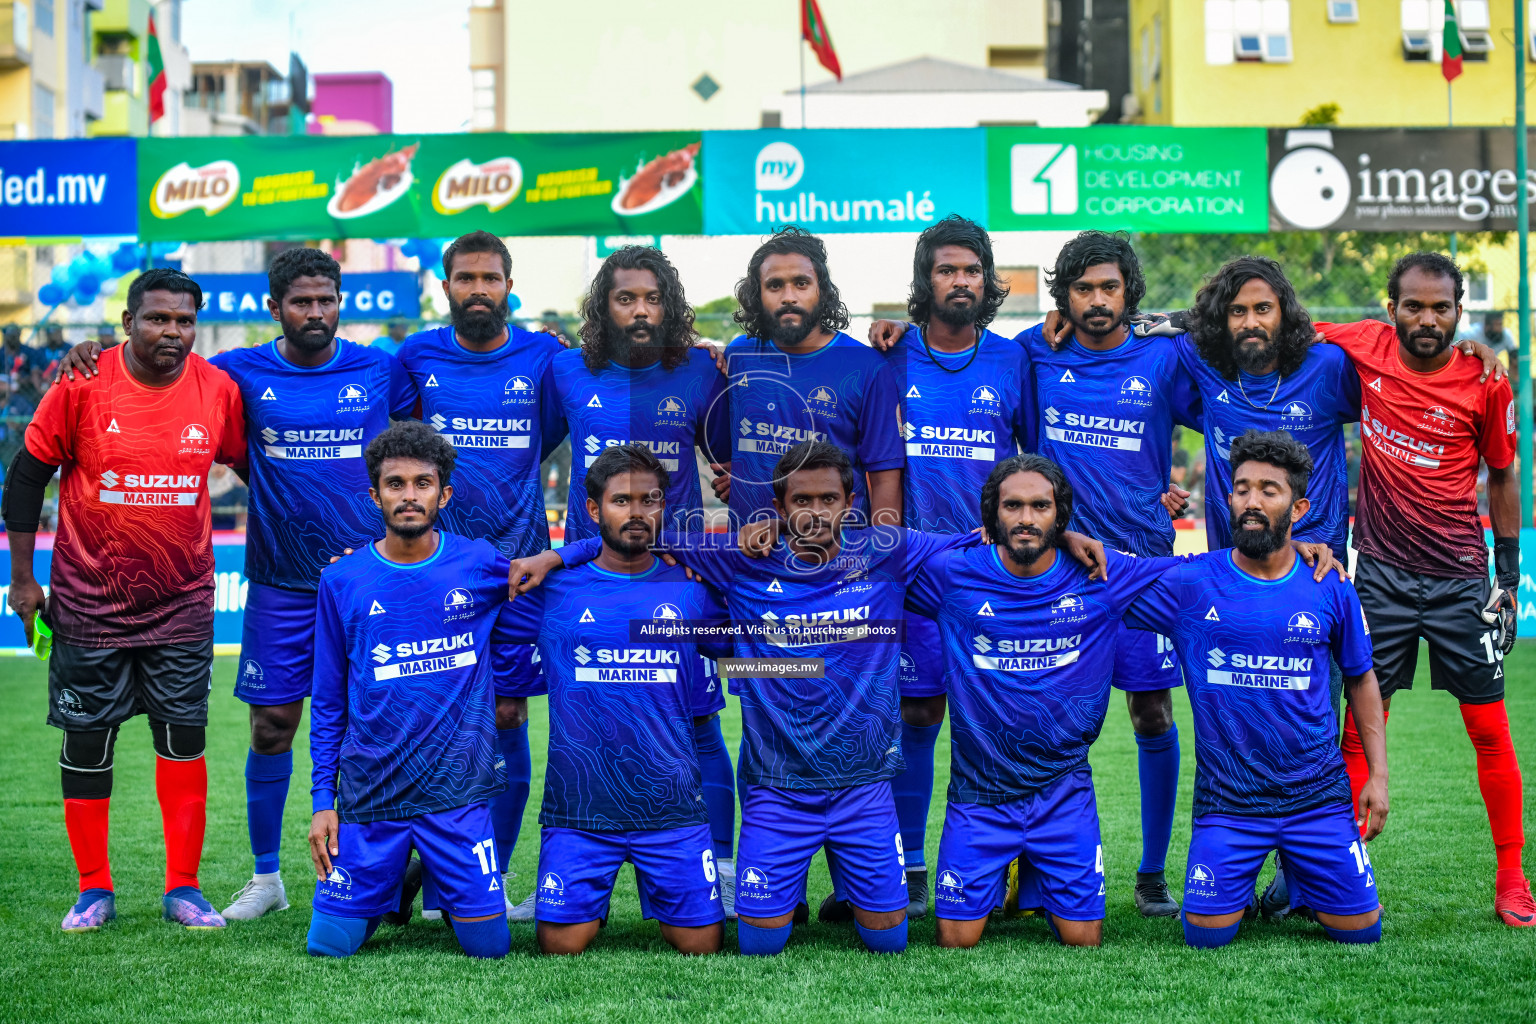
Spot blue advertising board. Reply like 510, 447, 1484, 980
702, 129, 987, 235
192, 271, 422, 322
0, 138, 138, 238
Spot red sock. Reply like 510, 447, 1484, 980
1340, 707, 1386, 837
63, 797, 113, 892
1460, 701, 1526, 875
155, 755, 207, 892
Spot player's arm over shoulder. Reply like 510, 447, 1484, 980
1312, 319, 1390, 357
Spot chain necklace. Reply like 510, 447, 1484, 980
1236, 371, 1282, 411
918, 324, 982, 374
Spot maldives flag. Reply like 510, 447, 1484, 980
1441, 0, 1462, 82
802, 0, 841, 81
147, 13, 166, 122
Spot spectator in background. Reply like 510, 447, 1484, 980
2, 325, 35, 394
538, 309, 570, 345
96, 325, 120, 350
369, 317, 409, 357
1461, 313, 1514, 378
32, 326, 71, 394
207, 462, 248, 532
1170, 447, 1192, 520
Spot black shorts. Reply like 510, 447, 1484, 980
1355, 553, 1504, 705
47, 636, 214, 731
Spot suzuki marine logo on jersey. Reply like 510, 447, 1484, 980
972, 633, 1083, 672
1207, 649, 1314, 690
373, 633, 478, 680
260, 427, 279, 444
337, 383, 369, 407
972, 634, 994, 653
504, 376, 536, 403
99, 470, 120, 489
429, 413, 448, 431
1281, 401, 1313, 422
371, 644, 392, 664
1287, 611, 1323, 637
1207, 647, 1226, 667
574, 645, 592, 666
584, 435, 602, 454
179, 423, 211, 452
1119, 376, 1153, 406
97, 470, 202, 506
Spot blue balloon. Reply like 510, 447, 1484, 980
38, 282, 65, 305
506, 293, 522, 314
50, 264, 72, 288
111, 244, 140, 273
73, 283, 99, 306
74, 273, 101, 296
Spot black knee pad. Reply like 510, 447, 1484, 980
150, 720, 205, 761
60, 727, 118, 799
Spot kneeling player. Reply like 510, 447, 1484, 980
496, 444, 727, 954
306, 421, 528, 959
1123, 430, 1388, 947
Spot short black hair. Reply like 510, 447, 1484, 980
772, 439, 855, 504
268, 247, 341, 304
1388, 251, 1464, 305
1229, 429, 1313, 502
733, 226, 850, 340
442, 230, 512, 279
1045, 231, 1145, 316
364, 419, 457, 490
585, 442, 670, 505
127, 267, 203, 316
907, 215, 1009, 329
980, 454, 1075, 543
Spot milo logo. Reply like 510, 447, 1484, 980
150, 161, 240, 219
433, 157, 523, 215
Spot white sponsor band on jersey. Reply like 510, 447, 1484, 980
374, 649, 478, 681
973, 650, 1082, 672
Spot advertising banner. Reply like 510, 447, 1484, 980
138, 132, 703, 241
0, 138, 138, 238
191, 271, 421, 322
1268, 128, 1534, 232
702, 128, 986, 235
986, 126, 1269, 233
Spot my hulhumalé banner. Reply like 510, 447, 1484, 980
985, 126, 1269, 233
136, 132, 704, 241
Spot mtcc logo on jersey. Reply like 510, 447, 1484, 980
971, 384, 1001, 410
1120, 376, 1153, 406
1186, 863, 1219, 897
505, 376, 535, 403
1281, 400, 1313, 422
444, 588, 474, 612
1287, 611, 1323, 637
180, 423, 209, 445
653, 603, 682, 620
808, 385, 838, 410
241, 659, 265, 684
935, 870, 965, 900
656, 395, 688, 425
324, 866, 353, 889
337, 383, 368, 404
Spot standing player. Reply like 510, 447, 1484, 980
497, 444, 726, 954
720, 227, 904, 528
549, 245, 738, 915
306, 421, 512, 959
1317, 254, 1534, 927
1123, 431, 1389, 947
3, 269, 244, 931
203, 249, 414, 920
1013, 232, 1201, 917
399, 231, 565, 917
880, 216, 1031, 918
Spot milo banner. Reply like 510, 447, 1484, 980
986, 126, 1269, 233
136, 132, 703, 241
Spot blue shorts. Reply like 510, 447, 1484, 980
1184, 803, 1379, 916
899, 613, 945, 699
535, 823, 724, 927
934, 767, 1105, 922
491, 602, 546, 698
235, 582, 317, 705
694, 656, 726, 717
312, 802, 504, 920
735, 780, 906, 918
1112, 621, 1181, 692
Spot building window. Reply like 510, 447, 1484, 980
1401, 0, 1434, 59
1207, 1, 1291, 64
35, 0, 52, 36
997, 267, 1042, 315
471, 68, 498, 130
33, 83, 53, 139
1327, 0, 1358, 22
1459, 0, 1492, 60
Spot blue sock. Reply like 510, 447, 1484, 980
737, 919, 792, 956
1324, 919, 1381, 944
307, 911, 381, 957
1135, 724, 1179, 874
164, 885, 213, 911
855, 918, 908, 954
245, 749, 292, 876
1182, 913, 1239, 948
451, 914, 511, 958
892, 722, 941, 870
72, 887, 113, 913
492, 724, 531, 874
693, 716, 736, 861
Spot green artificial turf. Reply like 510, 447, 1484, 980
1, 651, 1532, 1023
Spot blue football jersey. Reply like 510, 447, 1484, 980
310, 533, 511, 823
888, 326, 1032, 533
550, 346, 730, 543
398, 325, 565, 558
1174, 336, 1361, 555
721, 332, 904, 523
652, 527, 980, 790
496, 557, 727, 831
1017, 325, 1201, 557
908, 547, 1178, 805
1123, 550, 1373, 817
210, 340, 415, 591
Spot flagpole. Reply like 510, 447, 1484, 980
1518, 0, 1533, 530
1448, 80, 1456, 261
800, 36, 806, 128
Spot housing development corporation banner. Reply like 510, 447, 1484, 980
5, 128, 1536, 241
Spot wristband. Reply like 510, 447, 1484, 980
1494, 535, 1520, 590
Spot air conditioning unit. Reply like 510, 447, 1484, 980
1234, 34, 1264, 60
1402, 32, 1432, 60
1460, 30, 1493, 57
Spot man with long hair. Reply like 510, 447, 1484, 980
550, 244, 738, 917
721, 227, 903, 530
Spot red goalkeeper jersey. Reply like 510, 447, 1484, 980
23, 346, 245, 647
1318, 320, 1514, 579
